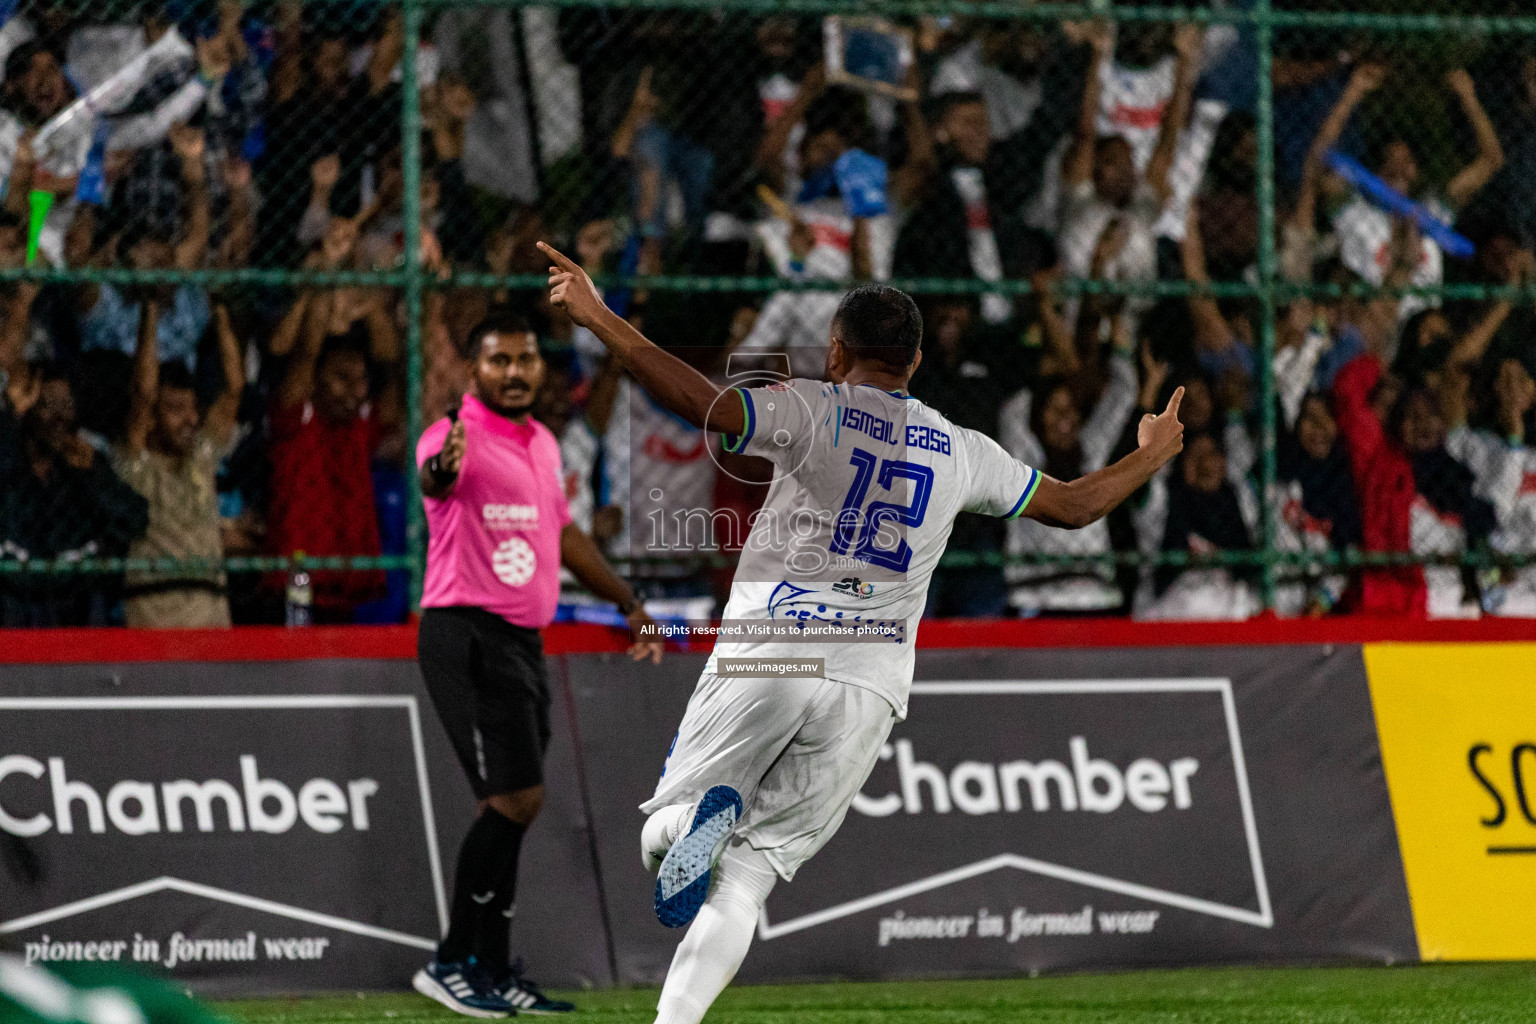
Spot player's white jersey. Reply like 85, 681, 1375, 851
704, 378, 1041, 716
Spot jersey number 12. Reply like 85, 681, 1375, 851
829, 447, 934, 572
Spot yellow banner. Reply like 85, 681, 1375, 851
1366, 642, 1536, 960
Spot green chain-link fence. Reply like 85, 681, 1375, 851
2, 0, 1535, 624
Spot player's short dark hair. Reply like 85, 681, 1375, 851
158, 360, 196, 393
465, 308, 536, 357
832, 284, 923, 368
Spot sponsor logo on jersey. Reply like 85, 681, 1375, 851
764, 580, 902, 637
832, 577, 876, 599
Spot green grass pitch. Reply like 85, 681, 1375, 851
218, 963, 1536, 1023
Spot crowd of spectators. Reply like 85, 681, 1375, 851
1, 0, 1534, 626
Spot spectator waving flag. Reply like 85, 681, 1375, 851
1324, 149, 1475, 259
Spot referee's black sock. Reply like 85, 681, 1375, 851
472, 829, 525, 977
438, 808, 526, 966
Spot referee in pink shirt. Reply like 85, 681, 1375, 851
412, 309, 662, 1018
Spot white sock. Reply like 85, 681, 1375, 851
653, 841, 777, 1024
641, 803, 693, 873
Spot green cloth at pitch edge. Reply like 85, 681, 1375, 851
0, 955, 228, 1024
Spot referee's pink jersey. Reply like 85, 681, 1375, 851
417, 393, 572, 628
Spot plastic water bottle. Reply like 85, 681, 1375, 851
285, 570, 313, 627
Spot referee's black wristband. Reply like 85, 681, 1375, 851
425, 453, 457, 487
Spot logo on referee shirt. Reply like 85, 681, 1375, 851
492, 537, 537, 587
483, 504, 538, 528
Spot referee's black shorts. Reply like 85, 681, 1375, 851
418, 606, 552, 797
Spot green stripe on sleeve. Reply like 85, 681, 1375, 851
1006, 468, 1042, 519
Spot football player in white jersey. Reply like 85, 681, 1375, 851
541, 241, 1184, 1024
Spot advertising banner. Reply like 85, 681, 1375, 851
14, 628, 1517, 993
0, 659, 611, 995
1365, 642, 1536, 960
566, 644, 1418, 984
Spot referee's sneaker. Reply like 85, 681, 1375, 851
412, 310, 662, 1017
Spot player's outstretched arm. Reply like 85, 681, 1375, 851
1024, 387, 1185, 529
540, 241, 746, 437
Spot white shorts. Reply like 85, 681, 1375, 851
640, 673, 897, 881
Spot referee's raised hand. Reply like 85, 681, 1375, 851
421, 419, 466, 498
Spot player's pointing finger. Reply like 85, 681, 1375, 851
537, 241, 580, 273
